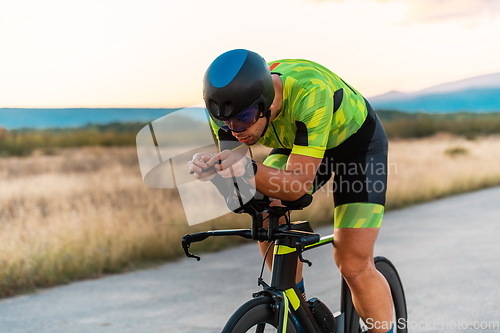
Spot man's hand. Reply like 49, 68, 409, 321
207, 150, 249, 178
187, 152, 217, 181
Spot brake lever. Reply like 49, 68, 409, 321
297, 245, 313, 267
299, 255, 312, 267
181, 235, 201, 261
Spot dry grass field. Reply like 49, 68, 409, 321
1, 135, 500, 297
386, 134, 500, 208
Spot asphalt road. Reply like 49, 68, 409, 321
1, 187, 500, 333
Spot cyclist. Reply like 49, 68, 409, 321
188, 49, 393, 333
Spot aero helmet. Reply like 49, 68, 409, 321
203, 49, 274, 132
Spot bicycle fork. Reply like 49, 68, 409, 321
264, 279, 353, 333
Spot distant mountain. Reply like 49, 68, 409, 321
369, 90, 407, 101
369, 73, 500, 113
0, 108, 177, 130
418, 72, 500, 94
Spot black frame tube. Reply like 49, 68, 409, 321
270, 237, 322, 332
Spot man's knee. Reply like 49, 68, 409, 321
335, 253, 374, 281
333, 227, 379, 281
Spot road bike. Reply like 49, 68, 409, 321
181, 175, 407, 332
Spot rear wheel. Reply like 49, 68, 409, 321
343, 256, 407, 333
221, 296, 299, 333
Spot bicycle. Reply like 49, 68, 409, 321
181, 174, 407, 333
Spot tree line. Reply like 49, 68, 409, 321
2, 111, 500, 157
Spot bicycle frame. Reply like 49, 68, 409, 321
263, 231, 367, 333
266, 233, 330, 332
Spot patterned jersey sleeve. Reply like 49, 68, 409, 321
290, 82, 334, 159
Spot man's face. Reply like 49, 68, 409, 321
230, 115, 267, 146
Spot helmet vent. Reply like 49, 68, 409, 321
208, 100, 220, 117
222, 102, 233, 118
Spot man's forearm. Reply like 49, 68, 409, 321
254, 163, 312, 201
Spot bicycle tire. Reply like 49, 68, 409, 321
344, 256, 408, 333
221, 296, 299, 333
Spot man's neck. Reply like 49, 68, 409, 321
269, 74, 283, 121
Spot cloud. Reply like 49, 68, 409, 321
309, 0, 500, 23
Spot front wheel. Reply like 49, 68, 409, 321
343, 256, 408, 333
222, 296, 299, 333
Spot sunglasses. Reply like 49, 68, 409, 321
211, 102, 265, 133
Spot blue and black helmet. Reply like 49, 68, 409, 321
203, 49, 275, 121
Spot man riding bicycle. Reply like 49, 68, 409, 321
188, 49, 393, 333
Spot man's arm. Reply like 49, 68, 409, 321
211, 149, 322, 202
254, 153, 322, 201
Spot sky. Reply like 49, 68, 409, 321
1, 0, 500, 108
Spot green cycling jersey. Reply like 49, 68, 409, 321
211, 59, 369, 159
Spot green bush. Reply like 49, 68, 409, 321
0, 123, 143, 157
444, 146, 469, 157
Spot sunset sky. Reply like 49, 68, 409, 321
1, 0, 500, 108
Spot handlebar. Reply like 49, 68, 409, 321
182, 224, 321, 262
296, 234, 321, 249
182, 229, 253, 261
182, 170, 316, 261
